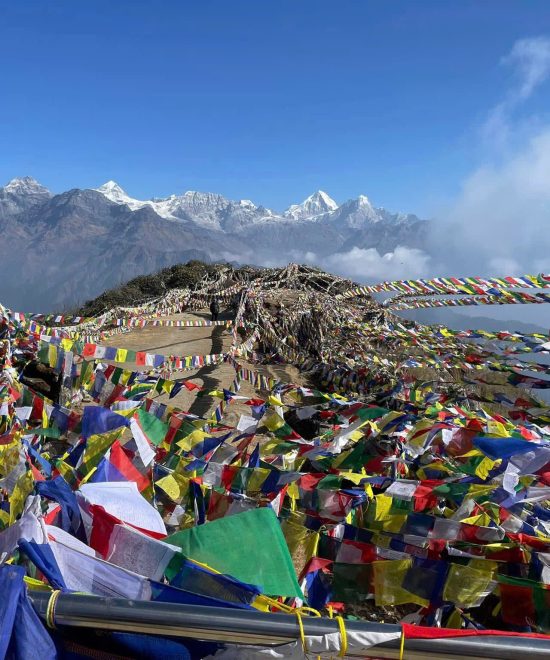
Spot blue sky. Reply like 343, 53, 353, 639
2, 0, 550, 215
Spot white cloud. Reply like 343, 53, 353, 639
222, 244, 432, 284
502, 36, 550, 101
484, 36, 550, 147
431, 37, 550, 280
487, 256, 522, 275
320, 246, 431, 282
432, 126, 550, 277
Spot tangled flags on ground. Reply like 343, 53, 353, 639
0, 267, 550, 658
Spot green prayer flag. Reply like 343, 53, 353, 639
357, 406, 389, 421
166, 508, 303, 598
110, 368, 123, 385
29, 427, 61, 439
136, 408, 169, 446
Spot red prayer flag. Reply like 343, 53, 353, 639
183, 381, 201, 391
82, 344, 96, 358
88, 504, 165, 557
109, 440, 150, 492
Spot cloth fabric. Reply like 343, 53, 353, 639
166, 508, 303, 598
0, 564, 57, 660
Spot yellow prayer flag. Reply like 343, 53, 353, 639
282, 519, 319, 569
246, 468, 271, 492
120, 370, 133, 385
115, 408, 137, 419
60, 338, 74, 352
156, 473, 190, 502
176, 429, 209, 451
48, 344, 57, 368
10, 470, 34, 524
475, 456, 500, 481
443, 563, 495, 608
461, 512, 493, 527
287, 482, 300, 502
161, 379, 174, 394
338, 471, 366, 485
264, 412, 286, 432
485, 420, 510, 437
80, 428, 123, 476
458, 449, 484, 458
373, 559, 429, 607
468, 484, 498, 498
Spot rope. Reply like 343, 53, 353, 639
399, 625, 405, 660
295, 609, 308, 655
45, 589, 62, 629
335, 615, 348, 658
297, 606, 322, 617
253, 594, 321, 617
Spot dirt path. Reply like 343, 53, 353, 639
98, 307, 309, 424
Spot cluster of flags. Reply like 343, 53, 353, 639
1, 268, 550, 656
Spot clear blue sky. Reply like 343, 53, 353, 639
2, 0, 550, 214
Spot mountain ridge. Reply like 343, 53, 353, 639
0, 176, 429, 311
91, 179, 424, 231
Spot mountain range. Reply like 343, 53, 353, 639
0, 176, 428, 311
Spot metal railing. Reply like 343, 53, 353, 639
29, 591, 550, 659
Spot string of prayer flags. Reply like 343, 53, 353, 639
2, 263, 550, 644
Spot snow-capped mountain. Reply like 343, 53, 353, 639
95, 180, 149, 211
92, 180, 421, 233
4, 176, 49, 196
325, 194, 381, 228
94, 182, 275, 231
0, 176, 428, 310
0, 176, 51, 220
284, 190, 338, 220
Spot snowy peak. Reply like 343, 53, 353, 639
90, 180, 419, 234
284, 190, 338, 220
92, 183, 269, 231
95, 180, 132, 204
96, 180, 126, 195
0, 176, 51, 222
93, 180, 173, 218
181, 190, 229, 208
3, 176, 50, 196
339, 194, 376, 215
325, 194, 382, 228
356, 194, 372, 207
309, 190, 338, 210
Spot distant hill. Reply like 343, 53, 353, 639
74, 261, 221, 316
398, 307, 547, 334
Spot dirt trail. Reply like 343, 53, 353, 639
98, 308, 307, 423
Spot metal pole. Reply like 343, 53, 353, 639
29, 592, 550, 659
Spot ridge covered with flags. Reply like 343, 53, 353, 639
0, 262, 550, 658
